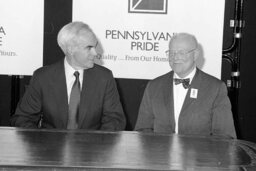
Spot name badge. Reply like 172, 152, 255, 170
190, 88, 198, 99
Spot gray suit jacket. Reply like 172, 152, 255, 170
135, 69, 236, 138
11, 59, 126, 130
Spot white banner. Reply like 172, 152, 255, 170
73, 0, 225, 79
0, 0, 44, 75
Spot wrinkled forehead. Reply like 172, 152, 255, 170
169, 35, 197, 51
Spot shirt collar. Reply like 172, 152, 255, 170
64, 57, 83, 79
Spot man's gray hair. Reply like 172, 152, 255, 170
170, 32, 198, 49
57, 21, 93, 55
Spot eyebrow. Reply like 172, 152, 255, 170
95, 41, 98, 48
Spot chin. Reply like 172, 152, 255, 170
172, 67, 182, 73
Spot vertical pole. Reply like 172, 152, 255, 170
10, 75, 20, 116
222, 0, 244, 138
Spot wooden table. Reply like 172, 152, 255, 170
0, 127, 256, 170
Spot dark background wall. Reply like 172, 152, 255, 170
236, 0, 256, 142
0, 0, 255, 142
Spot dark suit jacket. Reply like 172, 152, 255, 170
135, 69, 237, 138
11, 59, 126, 131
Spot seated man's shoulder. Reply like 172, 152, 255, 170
198, 69, 226, 90
33, 61, 62, 77
199, 69, 223, 84
146, 72, 172, 90
35, 60, 61, 73
88, 64, 113, 77
150, 72, 171, 84
92, 64, 111, 72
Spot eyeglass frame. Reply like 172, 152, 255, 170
165, 48, 197, 58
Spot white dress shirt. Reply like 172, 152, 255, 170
173, 68, 196, 133
64, 58, 83, 104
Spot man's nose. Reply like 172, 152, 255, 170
173, 53, 182, 60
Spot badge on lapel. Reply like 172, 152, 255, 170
190, 88, 198, 99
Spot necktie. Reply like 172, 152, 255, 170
174, 78, 190, 89
67, 71, 80, 129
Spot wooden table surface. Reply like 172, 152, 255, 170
0, 127, 256, 171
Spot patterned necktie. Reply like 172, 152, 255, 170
67, 71, 80, 129
174, 78, 190, 89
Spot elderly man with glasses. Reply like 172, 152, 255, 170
135, 33, 236, 139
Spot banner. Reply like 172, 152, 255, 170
0, 0, 44, 75
73, 0, 225, 79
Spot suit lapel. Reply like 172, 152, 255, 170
163, 71, 175, 129
78, 68, 95, 127
51, 60, 69, 128
180, 68, 201, 115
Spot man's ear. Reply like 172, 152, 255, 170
193, 48, 200, 61
66, 46, 73, 56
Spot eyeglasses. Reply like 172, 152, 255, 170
165, 48, 196, 58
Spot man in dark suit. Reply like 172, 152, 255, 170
11, 21, 126, 130
135, 33, 236, 138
